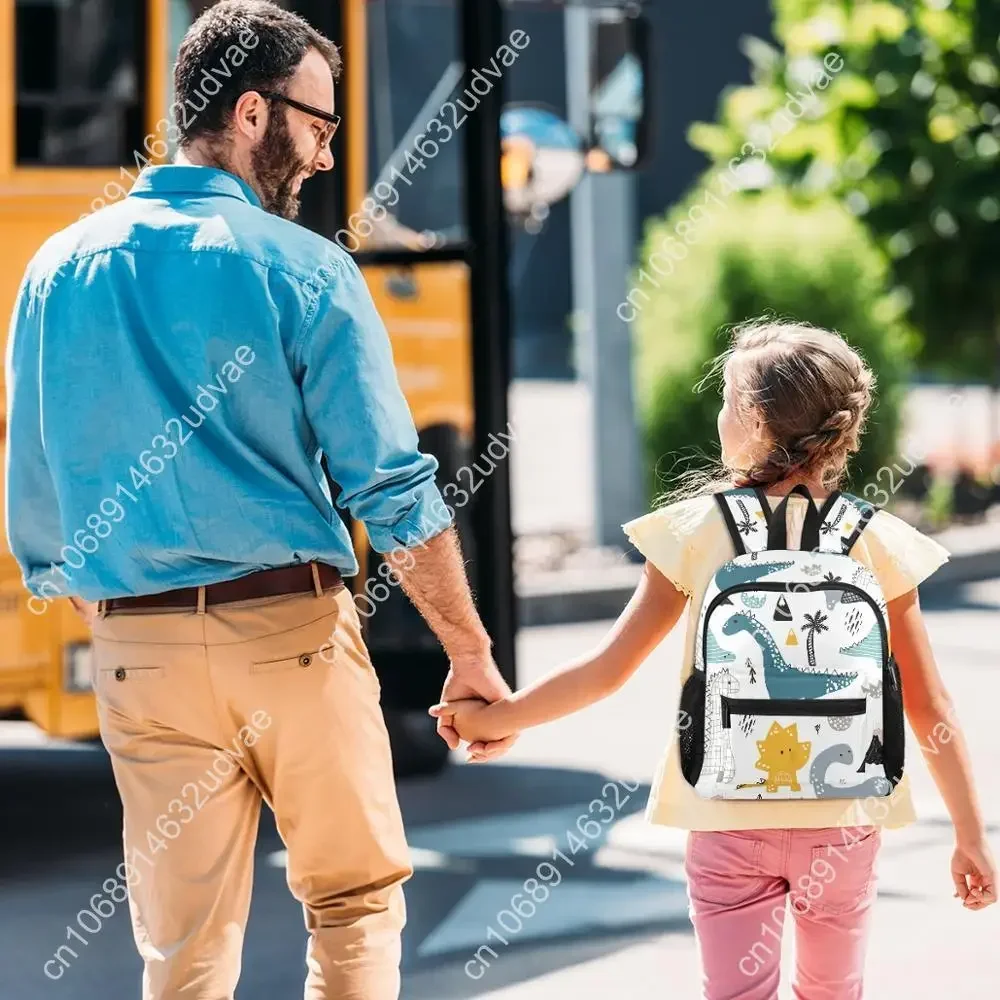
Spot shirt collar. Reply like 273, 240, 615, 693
128, 165, 262, 209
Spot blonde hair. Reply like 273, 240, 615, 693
661, 319, 875, 501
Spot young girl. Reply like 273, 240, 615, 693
432, 321, 996, 998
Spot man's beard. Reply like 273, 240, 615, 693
250, 111, 310, 220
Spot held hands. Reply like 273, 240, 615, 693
434, 647, 519, 762
429, 697, 515, 747
951, 837, 997, 910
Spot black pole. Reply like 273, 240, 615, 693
460, 0, 517, 688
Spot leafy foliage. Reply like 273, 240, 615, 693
633, 188, 915, 501
688, 0, 1000, 379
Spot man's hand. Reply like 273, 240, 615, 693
437, 652, 518, 762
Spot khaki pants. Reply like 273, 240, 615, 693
91, 584, 411, 1000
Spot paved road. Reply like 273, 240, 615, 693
1, 579, 998, 999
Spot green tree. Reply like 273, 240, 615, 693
689, 0, 1000, 381
632, 188, 914, 500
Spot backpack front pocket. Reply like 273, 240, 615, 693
703, 695, 884, 800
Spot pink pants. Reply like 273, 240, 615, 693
685, 827, 881, 1000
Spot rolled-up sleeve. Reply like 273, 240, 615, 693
296, 252, 452, 552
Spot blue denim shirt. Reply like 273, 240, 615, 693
5, 165, 449, 600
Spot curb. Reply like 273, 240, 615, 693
517, 529, 1000, 628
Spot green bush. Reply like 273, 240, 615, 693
631, 186, 916, 501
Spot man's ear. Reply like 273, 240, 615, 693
232, 90, 268, 141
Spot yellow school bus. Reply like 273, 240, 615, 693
1, 0, 648, 772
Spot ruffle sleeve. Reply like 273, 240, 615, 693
861, 509, 950, 602
622, 495, 717, 598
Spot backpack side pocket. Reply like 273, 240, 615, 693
882, 655, 905, 787
678, 668, 706, 787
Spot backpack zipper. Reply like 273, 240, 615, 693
700, 581, 890, 681
721, 694, 867, 728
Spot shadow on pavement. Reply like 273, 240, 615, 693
0, 741, 983, 999
394, 763, 692, 998
0, 744, 692, 1000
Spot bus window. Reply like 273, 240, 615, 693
364, 0, 466, 250
14, 0, 147, 167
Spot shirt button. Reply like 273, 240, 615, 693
114, 667, 127, 682
299, 654, 312, 668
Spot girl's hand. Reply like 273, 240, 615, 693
951, 838, 997, 910
436, 661, 517, 762
429, 697, 517, 747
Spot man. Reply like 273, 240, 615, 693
5, 2, 514, 997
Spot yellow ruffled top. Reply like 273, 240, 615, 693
622, 494, 950, 831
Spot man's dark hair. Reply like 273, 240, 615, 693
173, 0, 341, 146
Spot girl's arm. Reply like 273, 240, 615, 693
433, 561, 688, 740
889, 587, 996, 908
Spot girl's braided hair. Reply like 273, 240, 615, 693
720, 319, 874, 490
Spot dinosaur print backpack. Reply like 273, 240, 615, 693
678, 485, 904, 801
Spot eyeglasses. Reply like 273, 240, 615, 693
257, 90, 342, 146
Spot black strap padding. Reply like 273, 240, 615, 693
714, 492, 747, 557
752, 487, 773, 531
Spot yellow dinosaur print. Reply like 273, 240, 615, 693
755, 722, 812, 793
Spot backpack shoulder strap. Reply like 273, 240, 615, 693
714, 487, 772, 556
816, 491, 879, 555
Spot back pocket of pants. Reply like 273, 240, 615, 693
801, 829, 880, 915
250, 647, 332, 674
97, 665, 165, 684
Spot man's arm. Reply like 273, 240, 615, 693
391, 526, 490, 659
392, 525, 516, 756
296, 252, 514, 755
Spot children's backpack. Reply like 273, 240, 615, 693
678, 485, 904, 801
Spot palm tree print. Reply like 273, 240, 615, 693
735, 498, 758, 536
820, 505, 847, 536
802, 611, 830, 666
822, 571, 843, 610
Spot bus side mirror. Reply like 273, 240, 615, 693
584, 8, 651, 172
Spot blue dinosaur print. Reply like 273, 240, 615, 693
705, 632, 736, 665
721, 612, 857, 698
839, 624, 881, 662
715, 560, 795, 592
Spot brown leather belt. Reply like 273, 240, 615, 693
100, 562, 344, 614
